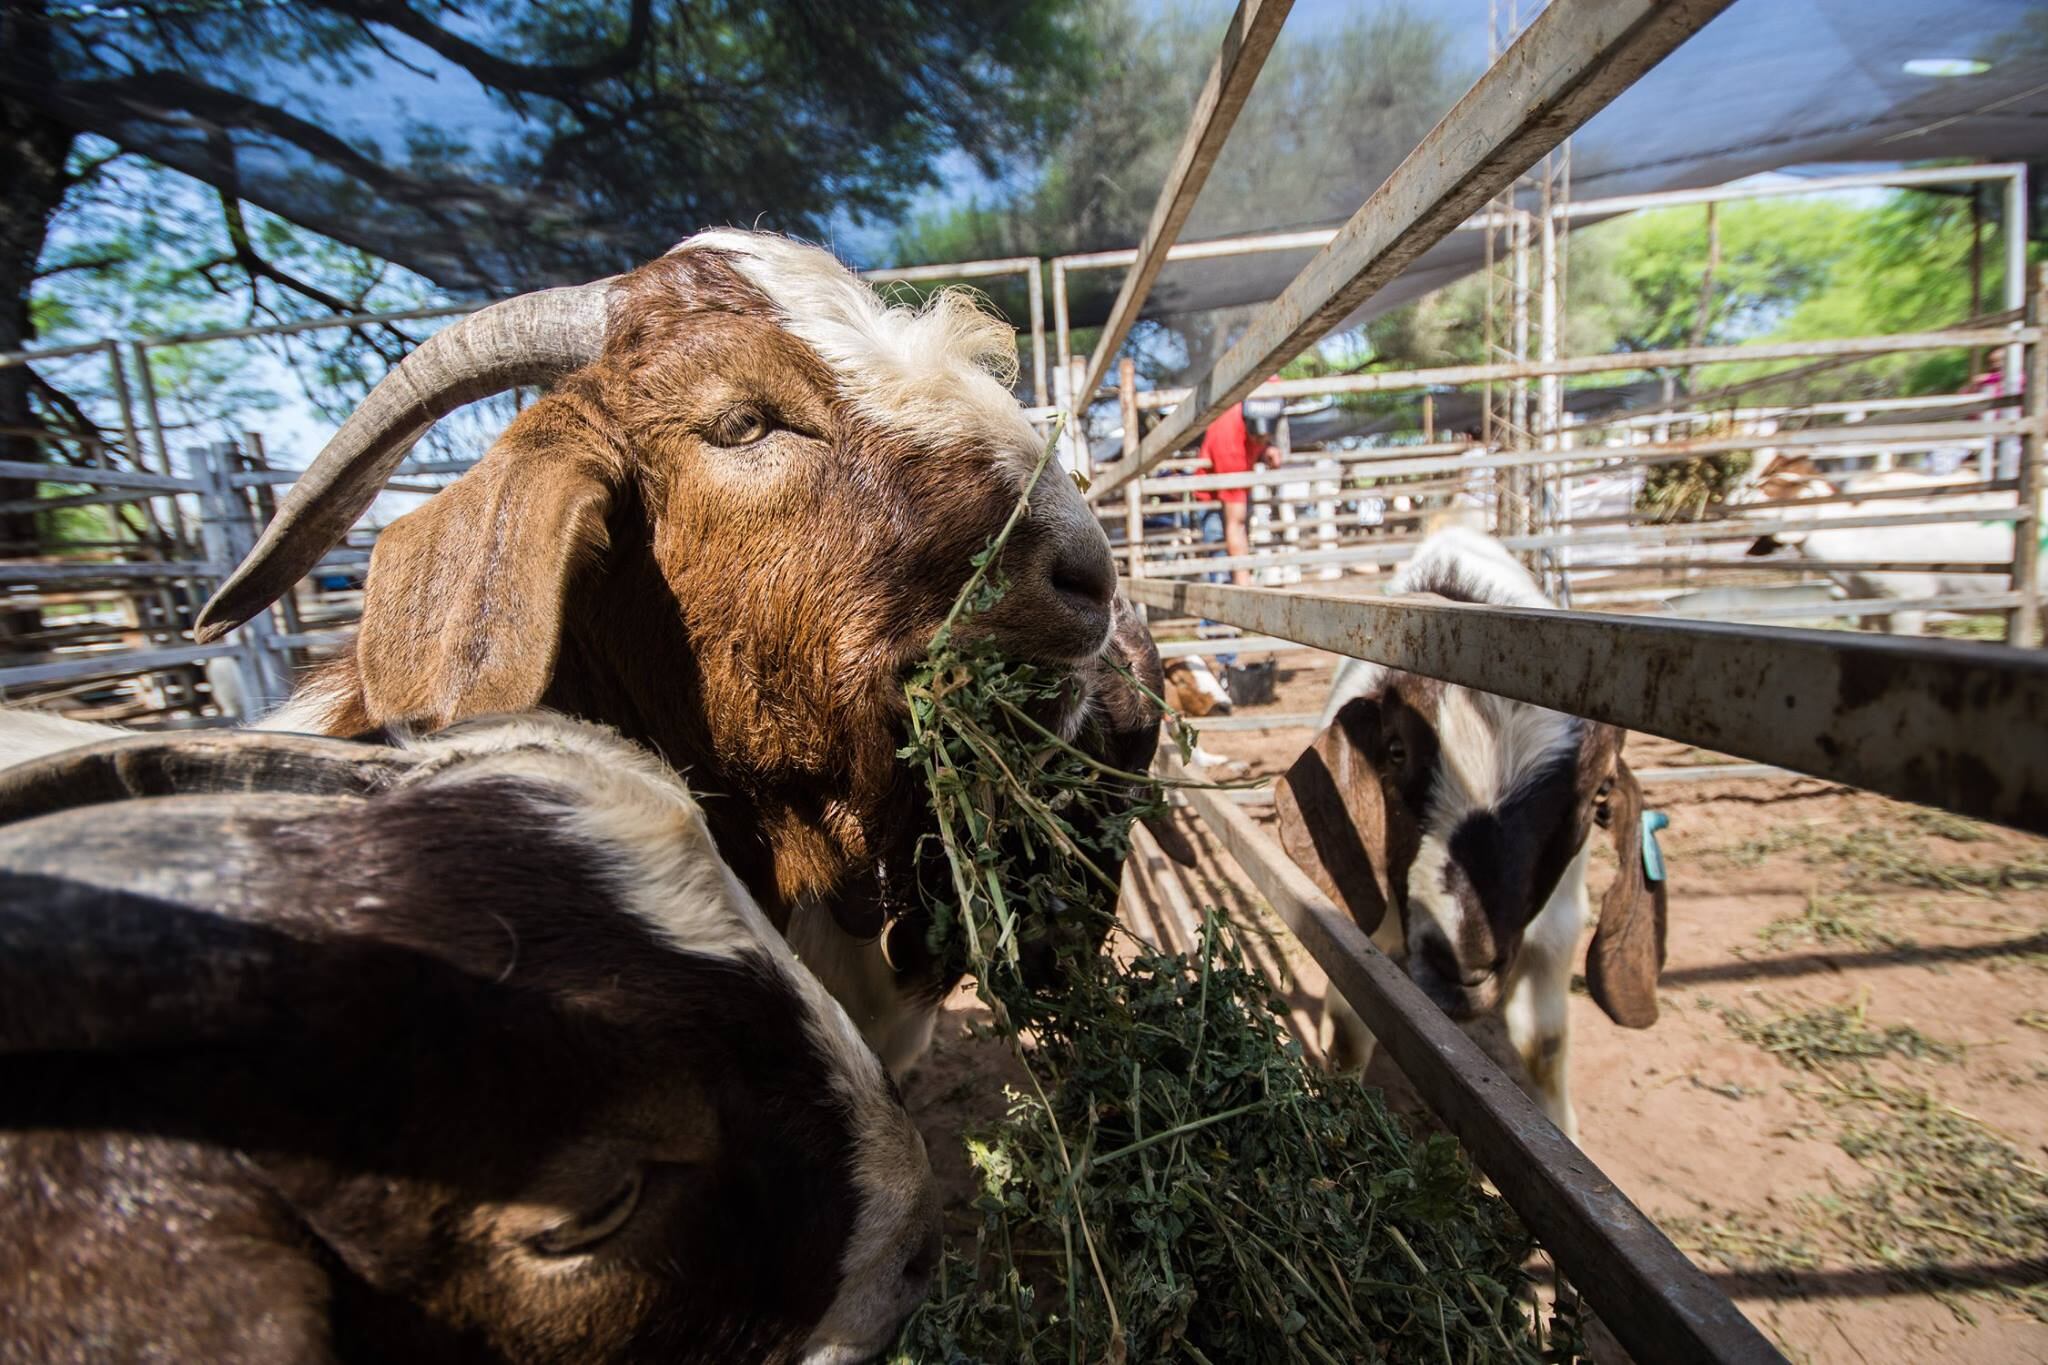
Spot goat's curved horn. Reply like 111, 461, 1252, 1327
193, 282, 613, 642
0, 730, 421, 828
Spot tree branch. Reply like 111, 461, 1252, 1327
32, 253, 126, 281
338, 0, 654, 102
213, 192, 415, 363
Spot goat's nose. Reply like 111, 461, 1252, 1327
1048, 527, 1116, 609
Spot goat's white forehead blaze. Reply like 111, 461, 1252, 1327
675, 230, 1039, 474
1430, 688, 1579, 823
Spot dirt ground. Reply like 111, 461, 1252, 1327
900, 652, 2048, 1364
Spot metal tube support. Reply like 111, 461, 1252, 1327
194, 439, 293, 713
1119, 359, 1144, 587
103, 341, 141, 467
2012, 263, 2046, 646
128, 342, 187, 552
1539, 204, 1560, 448
1070, 357, 1093, 479
1511, 209, 1531, 447
1027, 262, 1048, 407
102, 339, 174, 554
2006, 166, 2029, 449
1051, 258, 1071, 408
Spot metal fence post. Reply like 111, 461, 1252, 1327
194, 439, 293, 712
2011, 263, 2046, 646
1119, 359, 1145, 596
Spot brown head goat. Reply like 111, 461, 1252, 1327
194, 231, 1177, 1074
1273, 530, 1666, 1141
0, 715, 936, 1365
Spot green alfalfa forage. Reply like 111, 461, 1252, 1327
889, 422, 1560, 1363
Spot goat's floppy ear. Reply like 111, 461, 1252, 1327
1586, 749, 1667, 1028
355, 398, 618, 728
1274, 699, 1394, 935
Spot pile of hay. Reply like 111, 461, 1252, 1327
888, 434, 1563, 1364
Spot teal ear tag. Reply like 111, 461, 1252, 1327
1641, 810, 1670, 883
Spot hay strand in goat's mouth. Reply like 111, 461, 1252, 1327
893, 422, 1560, 1364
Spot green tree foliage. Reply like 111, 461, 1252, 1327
889, 0, 1470, 382
6, 0, 1090, 462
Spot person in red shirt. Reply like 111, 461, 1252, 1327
1195, 399, 1282, 587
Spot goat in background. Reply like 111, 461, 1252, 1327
1274, 529, 1668, 1139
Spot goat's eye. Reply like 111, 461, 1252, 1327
529, 1167, 644, 1256
1385, 736, 1407, 769
707, 406, 773, 447
1593, 778, 1615, 828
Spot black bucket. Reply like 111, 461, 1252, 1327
1224, 659, 1277, 707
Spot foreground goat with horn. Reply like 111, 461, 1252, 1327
192, 230, 1181, 1075
1274, 530, 1667, 1140
0, 715, 937, 1364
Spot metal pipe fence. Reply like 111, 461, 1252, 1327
0, 65, 2031, 1359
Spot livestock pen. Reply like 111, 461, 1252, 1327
3, 0, 2046, 1358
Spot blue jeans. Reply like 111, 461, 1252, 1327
1197, 506, 1235, 669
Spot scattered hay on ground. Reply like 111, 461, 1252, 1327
1711, 819, 2048, 898
1757, 892, 1902, 954
1704, 995, 2048, 1321
1903, 808, 1991, 843
1719, 996, 1961, 1070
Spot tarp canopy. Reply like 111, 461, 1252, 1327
17, 0, 2048, 324
1088, 0, 2048, 344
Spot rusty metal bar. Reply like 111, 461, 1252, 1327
1556, 162, 2026, 220
139, 302, 476, 349
1140, 508, 2033, 578
1118, 358, 1145, 582
0, 561, 219, 584
1078, 0, 1293, 404
1132, 577, 2048, 834
1027, 263, 1048, 407
0, 641, 240, 690
1673, 592, 2021, 622
1126, 328, 2032, 411
0, 460, 203, 493
1565, 558, 2013, 576
2012, 264, 2045, 645
1166, 755, 1784, 1365
861, 256, 1040, 284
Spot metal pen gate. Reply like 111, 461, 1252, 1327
1061, 0, 2042, 1360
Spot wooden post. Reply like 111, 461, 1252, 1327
2010, 263, 2045, 646
1119, 358, 1144, 587
1422, 393, 1435, 443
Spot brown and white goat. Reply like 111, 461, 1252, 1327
192, 231, 1177, 1075
0, 714, 936, 1365
1274, 530, 1666, 1140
